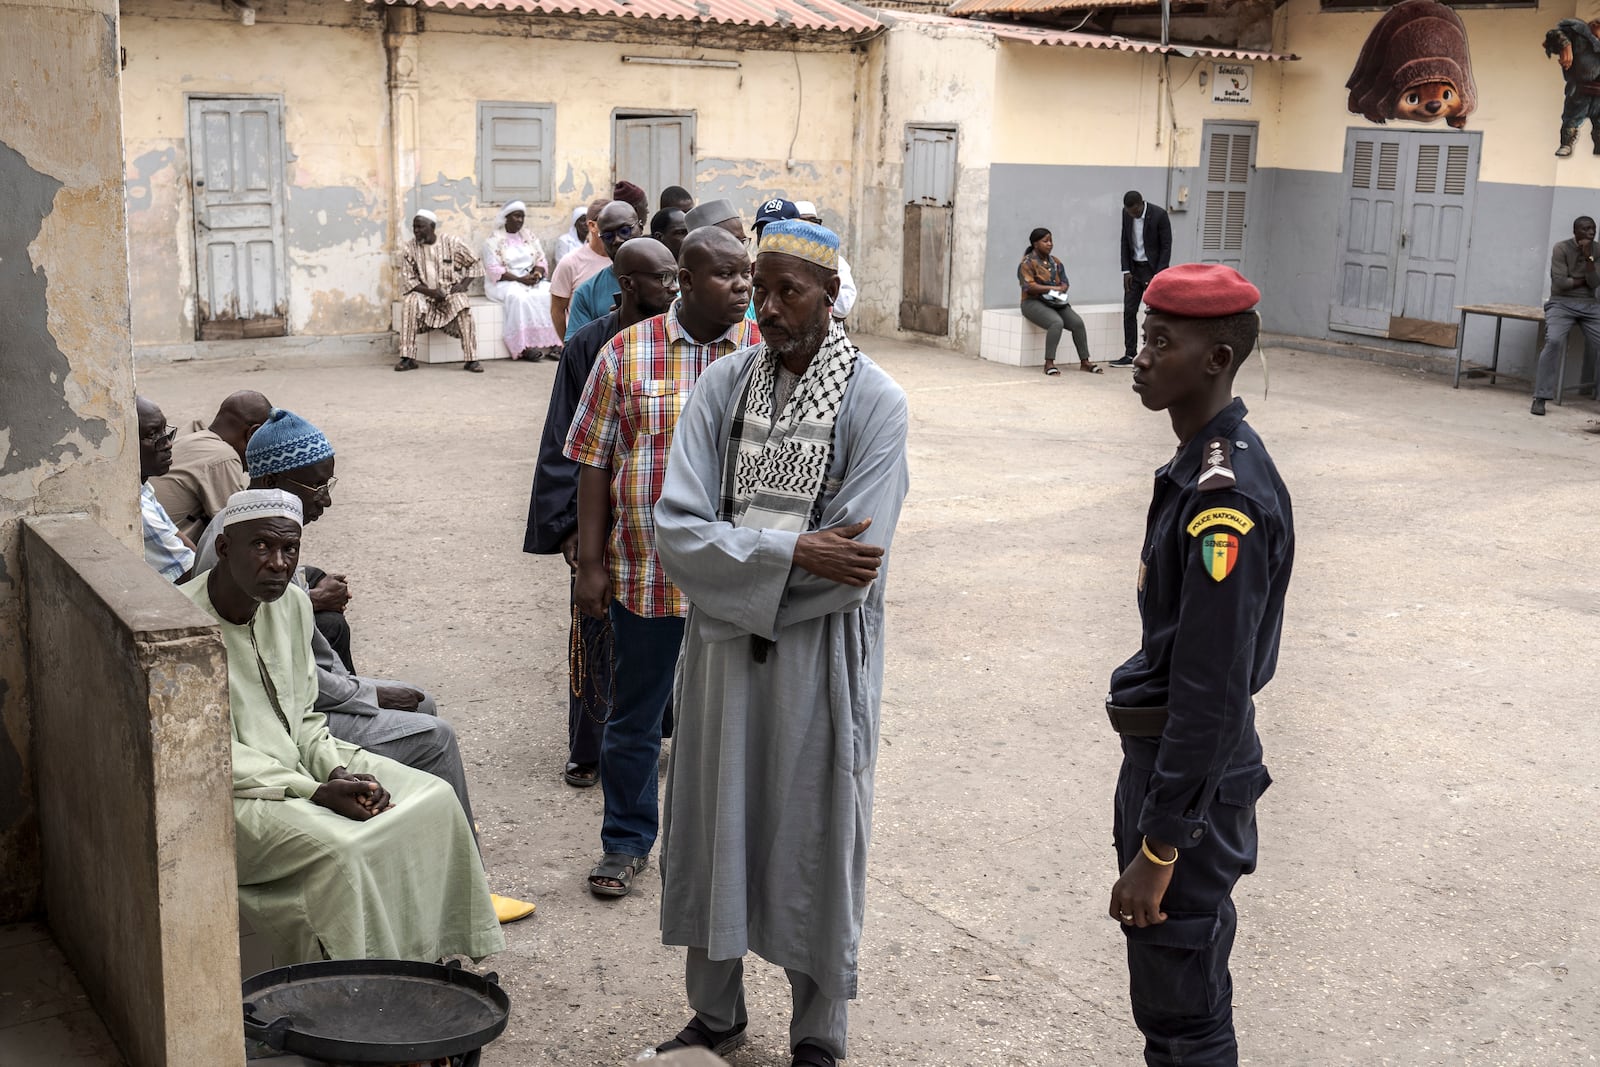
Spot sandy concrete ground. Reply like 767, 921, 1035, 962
140, 337, 1600, 1067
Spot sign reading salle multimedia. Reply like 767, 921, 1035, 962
1212, 63, 1253, 105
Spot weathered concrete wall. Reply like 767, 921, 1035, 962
120, 0, 390, 345
852, 16, 996, 355
0, 0, 138, 921
416, 11, 860, 258
22, 517, 242, 1067
120, 0, 861, 354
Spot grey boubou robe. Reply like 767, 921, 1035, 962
653, 344, 910, 1000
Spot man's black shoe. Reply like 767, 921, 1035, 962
1109, 356, 1135, 367
1531, 397, 1547, 416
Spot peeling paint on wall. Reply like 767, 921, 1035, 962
0, 140, 111, 475
125, 147, 176, 211
286, 184, 385, 253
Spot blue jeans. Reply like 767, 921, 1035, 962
600, 601, 685, 858
1534, 299, 1600, 400
1114, 743, 1270, 1066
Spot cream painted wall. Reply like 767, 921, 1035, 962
992, 43, 1285, 171
1271, 0, 1597, 187
415, 16, 860, 255
121, 0, 390, 345
850, 18, 999, 351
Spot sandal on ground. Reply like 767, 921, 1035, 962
655, 1017, 749, 1057
792, 1042, 838, 1067
464, 360, 484, 373
1043, 364, 1061, 376
563, 762, 598, 788
394, 356, 418, 372
1079, 361, 1103, 373
587, 852, 646, 898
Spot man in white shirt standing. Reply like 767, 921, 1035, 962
1113, 190, 1172, 367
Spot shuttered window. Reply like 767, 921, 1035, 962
478, 102, 555, 206
1201, 126, 1253, 256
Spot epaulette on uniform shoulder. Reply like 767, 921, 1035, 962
1197, 436, 1236, 493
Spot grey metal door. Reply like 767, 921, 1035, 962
900, 125, 957, 336
1197, 122, 1255, 271
613, 113, 694, 202
187, 96, 288, 340
1330, 131, 1405, 336
1392, 135, 1479, 327
1331, 130, 1478, 342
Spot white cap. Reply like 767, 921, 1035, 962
221, 488, 304, 530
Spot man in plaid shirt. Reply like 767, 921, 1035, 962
564, 226, 760, 898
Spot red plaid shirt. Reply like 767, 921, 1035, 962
563, 303, 760, 618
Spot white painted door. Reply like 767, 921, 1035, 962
1197, 122, 1255, 271
1331, 130, 1479, 338
187, 96, 288, 340
613, 113, 695, 203
900, 125, 957, 336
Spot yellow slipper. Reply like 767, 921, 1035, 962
491, 893, 536, 924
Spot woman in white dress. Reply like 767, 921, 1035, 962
483, 201, 560, 361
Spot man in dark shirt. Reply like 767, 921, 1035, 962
1105, 263, 1293, 1066
1112, 191, 1173, 367
1531, 215, 1600, 415
524, 237, 680, 787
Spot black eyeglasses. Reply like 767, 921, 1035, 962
141, 424, 177, 446
599, 223, 637, 242
626, 269, 680, 288
283, 474, 338, 498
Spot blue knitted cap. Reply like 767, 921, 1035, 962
245, 408, 335, 477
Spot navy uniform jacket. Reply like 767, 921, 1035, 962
1109, 397, 1293, 849
523, 310, 622, 554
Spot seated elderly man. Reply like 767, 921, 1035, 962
191, 411, 535, 924
182, 489, 503, 963
149, 390, 272, 542
398, 209, 484, 373
138, 395, 194, 584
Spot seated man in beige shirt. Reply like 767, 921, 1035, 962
150, 390, 272, 541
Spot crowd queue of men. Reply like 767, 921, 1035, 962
136, 176, 1294, 1067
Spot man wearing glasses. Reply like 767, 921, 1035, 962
564, 200, 641, 342
564, 226, 760, 899
137, 395, 195, 583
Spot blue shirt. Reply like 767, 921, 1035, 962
564, 265, 619, 341
141, 482, 195, 581
1108, 398, 1294, 848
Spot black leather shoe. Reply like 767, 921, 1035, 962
792, 1042, 838, 1067
1109, 356, 1135, 367
464, 360, 484, 373
654, 1017, 748, 1056
394, 356, 418, 372
1531, 397, 1547, 416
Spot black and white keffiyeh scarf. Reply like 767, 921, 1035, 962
719, 318, 860, 532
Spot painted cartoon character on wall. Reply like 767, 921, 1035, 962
1346, 0, 1477, 129
1544, 19, 1600, 157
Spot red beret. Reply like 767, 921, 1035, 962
1143, 263, 1260, 317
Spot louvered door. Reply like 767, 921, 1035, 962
1198, 122, 1255, 271
1392, 135, 1479, 327
1330, 131, 1405, 335
1332, 129, 1479, 340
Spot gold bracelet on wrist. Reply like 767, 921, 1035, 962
1141, 837, 1177, 867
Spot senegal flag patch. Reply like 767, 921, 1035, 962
1200, 532, 1238, 582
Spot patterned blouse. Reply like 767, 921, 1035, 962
1017, 253, 1067, 297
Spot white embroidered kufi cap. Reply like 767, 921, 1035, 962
221, 488, 304, 530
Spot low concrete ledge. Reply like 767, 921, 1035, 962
21, 515, 243, 1067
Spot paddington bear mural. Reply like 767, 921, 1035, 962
1346, 0, 1477, 129
1544, 19, 1600, 158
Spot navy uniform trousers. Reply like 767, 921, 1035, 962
1113, 736, 1270, 1067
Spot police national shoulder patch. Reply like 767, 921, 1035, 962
1186, 507, 1254, 537
1200, 532, 1239, 582
1196, 437, 1236, 493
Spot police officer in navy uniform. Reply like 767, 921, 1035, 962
1105, 263, 1294, 1066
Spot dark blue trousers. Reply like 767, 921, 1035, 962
599, 601, 684, 858
1114, 748, 1270, 1066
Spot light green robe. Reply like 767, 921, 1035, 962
182, 574, 503, 964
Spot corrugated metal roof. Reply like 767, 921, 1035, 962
891, 11, 1295, 60
376, 0, 882, 33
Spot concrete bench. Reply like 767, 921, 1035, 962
390, 294, 512, 363
981, 303, 1141, 366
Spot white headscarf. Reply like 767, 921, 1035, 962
498, 201, 527, 227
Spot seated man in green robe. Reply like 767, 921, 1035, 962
182, 488, 504, 964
